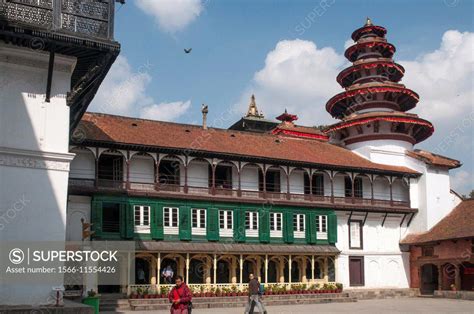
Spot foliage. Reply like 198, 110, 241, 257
160, 286, 170, 295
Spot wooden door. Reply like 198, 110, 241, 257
349, 256, 364, 286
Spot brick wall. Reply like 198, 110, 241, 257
409, 239, 472, 289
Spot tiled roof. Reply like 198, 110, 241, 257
74, 112, 419, 174
271, 123, 329, 140
137, 241, 340, 254
274, 123, 326, 135
324, 111, 434, 144
401, 199, 474, 244
407, 149, 461, 169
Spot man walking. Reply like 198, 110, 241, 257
244, 273, 267, 314
168, 275, 192, 314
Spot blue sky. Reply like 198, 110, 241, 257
91, 0, 473, 195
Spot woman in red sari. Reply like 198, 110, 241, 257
168, 275, 192, 314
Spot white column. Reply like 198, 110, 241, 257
264, 255, 268, 284
256, 258, 262, 282
157, 252, 161, 288
289, 255, 292, 284
231, 258, 237, 284
213, 254, 217, 285
186, 253, 190, 284
311, 255, 315, 283
301, 258, 307, 283
324, 257, 329, 282
239, 254, 243, 289
127, 252, 131, 296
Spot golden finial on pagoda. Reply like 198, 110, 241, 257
246, 94, 264, 118
365, 17, 373, 26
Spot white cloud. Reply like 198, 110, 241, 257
135, 0, 204, 33
450, 170, 472, 195
343, 38, 354, 49
90, 56, 152, 116
140, 100, 192, 122
401, 30, 474, 124
237, 39, 346, 126
91, 56, 190, 122
236, 30, 473, 193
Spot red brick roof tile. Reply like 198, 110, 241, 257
401, 199, 474, 244
75, 112, 419, 174
406, 149, 461, 169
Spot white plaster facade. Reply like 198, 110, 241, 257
331, 135, 462, 289
0, 44, 76, 304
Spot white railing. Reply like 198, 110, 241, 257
128, 281, 339, 295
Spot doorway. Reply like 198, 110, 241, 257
349, 256, 364, 286
420, 264, 439, 294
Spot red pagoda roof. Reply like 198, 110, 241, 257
326, 84, 419, 118
351, 24, 387, 41
271, 124, 329, 141
336, 59, 405, 87
345, 41, 396, 62
276, 110, 298, 122
324, 111, 434, 144
75, 112, 418, 175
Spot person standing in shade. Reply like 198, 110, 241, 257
162, 264, 174, 284
244, 273, 267, 314
137, 267, 145, 284
168, 275, 192, 314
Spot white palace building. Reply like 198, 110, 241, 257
0, 6, 466, 307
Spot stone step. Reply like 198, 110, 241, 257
129, 294, 356, 311
128, 292, 350, 304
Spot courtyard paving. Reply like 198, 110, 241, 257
103, 297, 473, 314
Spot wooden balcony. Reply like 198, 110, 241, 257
0, 0, 118, 41
68, 178, 413, 212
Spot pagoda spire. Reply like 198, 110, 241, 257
246, 94, 264, 118
324, 20, 433, 149
365, 17, 373, 26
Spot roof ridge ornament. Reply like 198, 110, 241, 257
246, 94, 264, 118
365, 17, 373, 26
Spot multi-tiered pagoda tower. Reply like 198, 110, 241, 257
325, 18, 434, 158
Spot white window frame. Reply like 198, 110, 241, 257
163, 207, 179, 235
270, 212, 283, 238
191, 208, 206, 235
219, 210, 233, 237
316, 215, 328, 240
134, 205, 151, 233
245, 211, 259, 237
349, 220, 363, 249
293, 213, 306, 239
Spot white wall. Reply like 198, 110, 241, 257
66, 195, 92, 241
373, 176, 390, 200
335, 212, 410, 289
333, 174, 346, 197
0, 44, 76, 305
241, 165, 259, 191
70, 150, 95, 179
129, 155, 154, 183
289, 170, 305, 194
187, 160, 209, 187
341, 128, 460, 235
424, 167, 459, 229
